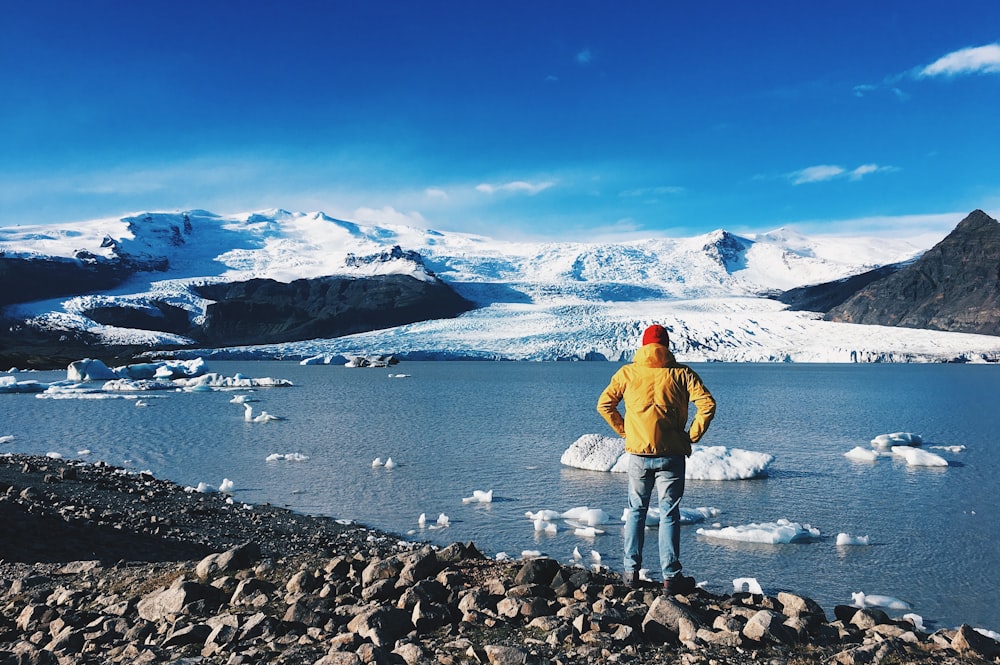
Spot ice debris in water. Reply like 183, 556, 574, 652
733, 577, 764, 594
462, 489, 494, 503
697, 519, 821, 544
871, 431, 922, 449
836, 533, 871, 546
851, 591, 912, 611
561, 434, 773, 479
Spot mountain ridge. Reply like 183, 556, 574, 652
2, 208, 999, 367
826, 210, 1000, 335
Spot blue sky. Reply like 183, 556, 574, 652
2, 1, 999, 241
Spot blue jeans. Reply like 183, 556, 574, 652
623, 453, 686, 580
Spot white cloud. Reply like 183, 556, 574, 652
791, 165, 845, 184
352, 205, 427, 228
476, 180, 555, 195
919, 43, 1000, 78
576, 48, 593, 65
424, 187, 448, 200
790, 164, 894, 185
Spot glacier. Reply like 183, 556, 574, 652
3, 208, 1000, 363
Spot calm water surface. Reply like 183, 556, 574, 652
3, 361, 998, 631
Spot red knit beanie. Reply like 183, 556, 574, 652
641, 324, 669, 346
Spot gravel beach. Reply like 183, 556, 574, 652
0, 453, 996, 665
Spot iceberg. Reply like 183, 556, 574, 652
697, 518, 821, 544
561, 434, 773, 480
891, 446, 948, 467
871, 431, 922, 450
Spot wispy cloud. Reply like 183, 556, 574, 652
918, 43, 1000, 78
789, 164, 895, 185
576, 48, 593, 65
619, 185, 684, 198
476, 180, 555, 195
790, 165, 845, 184
424, 187, 448, 200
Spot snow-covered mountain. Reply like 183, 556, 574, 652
3, 209, 999, 363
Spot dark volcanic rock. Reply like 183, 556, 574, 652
0, 255, 130, 307
776, 263, 904, 313
194, 274, 474, 347
826, 210, 1000, 336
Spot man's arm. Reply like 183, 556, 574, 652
686, 372, 716, 443
597, 373, 627, 438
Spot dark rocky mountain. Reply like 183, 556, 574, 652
775, 263, 905, 313
193, 274, 474, 347
825, 209, 1000, 335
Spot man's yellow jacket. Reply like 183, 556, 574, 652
597, 343, 716, 457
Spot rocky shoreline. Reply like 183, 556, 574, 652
0, 454, 996, 665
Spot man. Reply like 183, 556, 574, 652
597, 324, 716, 592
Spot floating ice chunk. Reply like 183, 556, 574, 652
845, 446, 880, 461
852, 591, 912, 611
903, 613, 925, 631
384, 457, 396, 469
194, 482, 216, 493
418, 513, 427, 526
67, 358, 117, 382
0, 435, 14, 445
621, 506, 722, 526
521, 550, 542, 559
697, 519, 820, 544
560, 435, 773, 480
871, 431, 922, 449
46, 452, 63, 459
134, 399, 149, 407
560, 434, 625, 471
930, 445, 965, 453
525, 509, 561, 521
77, 449, 91, 455
590, 550, 601, 563
219, 478, 234, 493
266, 452, 309, 462
891, 446, 948, 467
388, 373, 411, 378
495, 552, 510, 561
537, 520, 558, 535
688, 445, 773, 480
574, 526, 605, 537
572, 546, 582, 560
733, 577, 763, 594
229, 394, 258, 404
975, 627, 1000, 642
372, 457, 384, 467
243, 404, 285, 422
561, 507, 611, 526
435, 513, 449, 526
462, 489, 494, 503
836, 533, 871, 546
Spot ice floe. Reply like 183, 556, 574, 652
620, 505, 722, 526
733, 577, 764, 594
847, 431, 953, 467
851, 591, 913, 611
836, 533, 871, 546
561, 434, 773, 480
697, 519, 821, 544
266, 453, 309, 462
462, 489, 494, 503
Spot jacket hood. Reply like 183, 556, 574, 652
634, 343, 676, 368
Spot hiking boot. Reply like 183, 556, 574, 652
663, 573, 696, 595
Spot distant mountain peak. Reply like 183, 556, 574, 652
827, 210, 1000, 335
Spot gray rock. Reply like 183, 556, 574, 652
346, 606, 412, 647
741, 609, 797, 645
952, 623, 1000, 659
641, 595, 706, 643
195, 542, 261, 580
137, 577, 221, 621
